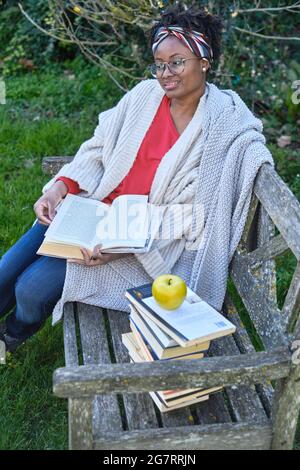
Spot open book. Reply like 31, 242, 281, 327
37, 193, 164, 260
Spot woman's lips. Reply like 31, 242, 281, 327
164, 81, 180, 90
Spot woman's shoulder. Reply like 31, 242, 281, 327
207, 82, 261, 129
127, 78, 161, 99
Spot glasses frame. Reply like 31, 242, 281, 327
148, 57, 208, 78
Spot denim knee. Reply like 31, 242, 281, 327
0, 251, 16, 290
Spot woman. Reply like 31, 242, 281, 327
0, 4, 274, 353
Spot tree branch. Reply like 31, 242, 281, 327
234, 26, 300, 41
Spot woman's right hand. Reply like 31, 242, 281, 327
34, 180, 68, 225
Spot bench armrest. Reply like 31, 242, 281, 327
53, 347, 291, 398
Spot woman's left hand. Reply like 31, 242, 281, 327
67, 244, 130, 266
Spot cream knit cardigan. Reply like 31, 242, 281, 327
42, 78, 274, 321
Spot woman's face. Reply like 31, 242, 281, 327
153, 35, 208, 100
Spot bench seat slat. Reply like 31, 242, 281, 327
63, 303, 79, 367
107, 309, 159, 431
77, 303, 123, 434
192, 391, 233, 425
210, 334, 269, 424
94, 422, 272, 450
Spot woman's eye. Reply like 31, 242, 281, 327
172, 60, 183, 66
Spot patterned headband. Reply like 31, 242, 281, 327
152, 25, 213, 63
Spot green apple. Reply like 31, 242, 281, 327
152, 274, 187, 310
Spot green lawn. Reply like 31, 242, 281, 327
0, 61, 121, 449
0, 60, 299, 449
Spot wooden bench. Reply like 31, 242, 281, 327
43, 156, 300, 450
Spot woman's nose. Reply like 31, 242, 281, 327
161, 64, 174, 78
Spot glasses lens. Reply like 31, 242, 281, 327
148, 60, 185, 78
148, 63, 159, 77
169, 60, 184, 75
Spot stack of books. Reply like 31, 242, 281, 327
122, 283, 237, 413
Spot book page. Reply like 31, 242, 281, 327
92, 194, 150, 249
45, 194, 109, 249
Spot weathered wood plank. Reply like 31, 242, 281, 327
224, 294, 274, 417
254, 164, 300, 260
209, 334, 268, 424
230, 251, 287, 349
239, 191, 259, 252
63, 303, 79, 367
248, 234, 289, 267
94, 422, 272, 450
294, 317, 300, 341
63, 303, 92, 449
231, 204, 285, 350
68, 398, 93, 450
191, 391, 232, 425
53, 347, 291, 397
42, 156, 73, 176
106, 309, 160, 431
282, 262, 300, 334
271, 362, 300, 449
77, 303, 123, 435
256, 205, 278, 308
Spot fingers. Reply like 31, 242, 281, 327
81, 247, 94, 264
67, 258, 85, 264
67, 247, 116, 267
47, 200, 56, 221
67, 248, 105, 266
92, 244, 102, 259
34, 201, 52, 225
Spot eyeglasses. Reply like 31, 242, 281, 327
148, 58, 203, 78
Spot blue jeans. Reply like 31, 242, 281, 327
0, 221, 66, 339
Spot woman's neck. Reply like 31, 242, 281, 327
170, 82, 206, 117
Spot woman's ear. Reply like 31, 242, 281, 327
201, 59, 210, 73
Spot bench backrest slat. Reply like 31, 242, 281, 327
229, 164, 300, 349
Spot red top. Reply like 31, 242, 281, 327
57, 95, 179, 204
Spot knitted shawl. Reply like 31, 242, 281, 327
42, 78, 274, 317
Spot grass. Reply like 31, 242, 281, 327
0, 59, 299, 449
0, 60, 120, 449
